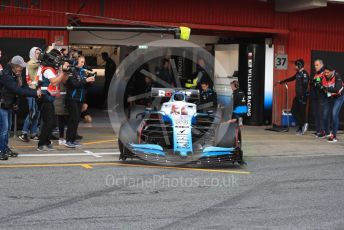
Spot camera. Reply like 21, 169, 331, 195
83, 65, 93, 72
87, 71, 97, 78
61, 56, 74, 65
39, 51, 74, 70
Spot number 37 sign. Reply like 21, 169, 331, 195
275, 54, 288, 70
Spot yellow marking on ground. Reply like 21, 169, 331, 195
0, 163, 85, 168
13, 145, 36, 149
81, 164, 93, 169
82, 140, 116, 145
0, 162, 250, 174
92, 162, 251, 174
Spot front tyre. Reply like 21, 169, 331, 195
118, 139, 127, 161
215, 123, 237, 147
118, 119, 140, 161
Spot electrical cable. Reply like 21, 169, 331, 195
87, 31, 142, 41
0, 4, 171, 29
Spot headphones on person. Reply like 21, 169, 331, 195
295, 59, 305, 70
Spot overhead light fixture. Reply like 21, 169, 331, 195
275, 0, 327, 12
328, 0, 344, 3
138, 45, 148, 49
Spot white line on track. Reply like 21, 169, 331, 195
18, 152, 120, 157
247, 153, 344, 158
84, 150, 102, 158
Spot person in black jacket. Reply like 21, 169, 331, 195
199, 80, 217, 112
102, 52, 116, 108
65, 56, 95, 148
154, 58, 175, 88
0, 56, 41, 160
227, 80, 247, 124
310, 59, 326, 137
279, 59, 310, 135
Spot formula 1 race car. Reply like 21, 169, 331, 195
118, 88, 246, 165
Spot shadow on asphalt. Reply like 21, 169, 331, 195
115, 159, 246, 170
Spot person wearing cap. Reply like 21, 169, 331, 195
279, 59, 310, 135
19, 47, 42, 142
0, 55, 41, 160
320, 66, 344, 143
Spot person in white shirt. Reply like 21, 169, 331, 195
37, 49, 69, 151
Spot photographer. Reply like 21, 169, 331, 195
0, 56, 41, 160
279, 59, 309, 135
65, 56, 95, 148
37, 49, 68, 151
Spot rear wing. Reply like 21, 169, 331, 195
151, 88, 199, 102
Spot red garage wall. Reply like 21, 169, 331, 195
0, 1, 68, 45
103, 0, 275, 28
1, 0, 344, 125
0, 0, 277, 44
273, 4, 344, 124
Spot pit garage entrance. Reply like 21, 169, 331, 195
69, 28, 281, 126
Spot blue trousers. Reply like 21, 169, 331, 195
323, 94, 344, 136
0, 108, 12, 152
22, 97, 40, 135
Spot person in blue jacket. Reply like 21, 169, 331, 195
65, 56, 95, 148
227, 80, 247, 125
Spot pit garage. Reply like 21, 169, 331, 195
69, 29, 277, 126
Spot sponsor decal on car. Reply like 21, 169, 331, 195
171, 114, 193, 154
175, 117, 188, 125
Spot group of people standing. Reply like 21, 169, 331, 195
279, 59, 344, 143
0, 47, 97, 160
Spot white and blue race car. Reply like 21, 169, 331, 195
118, 88, 246, 165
